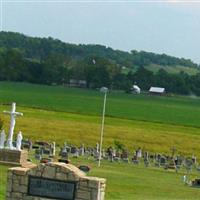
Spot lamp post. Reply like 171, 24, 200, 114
98, 87, 108, 167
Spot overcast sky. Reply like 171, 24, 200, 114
1, 1, 200, 63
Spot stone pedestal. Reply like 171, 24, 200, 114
0, 149, 28, 166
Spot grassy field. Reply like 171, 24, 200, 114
1, 81, 200, 199
0, 81, 200, 155
1, 105, 200, 157
145, 64, 200, 75
1, 81, 200, 128
1, 159, 200, 200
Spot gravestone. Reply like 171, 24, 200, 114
6, 162, 106, 200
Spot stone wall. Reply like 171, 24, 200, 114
6, 162, 106, 200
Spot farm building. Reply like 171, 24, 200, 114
66, 79, 87, 88
149, 87, 165, 95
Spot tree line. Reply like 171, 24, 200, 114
0, 31, 198, 69
1, 48, 200, 95
0, 31, 200, 96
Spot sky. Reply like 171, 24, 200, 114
1, 0, 200, 63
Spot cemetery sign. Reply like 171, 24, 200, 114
6, 162, 106, 200
28, 176, 76, 200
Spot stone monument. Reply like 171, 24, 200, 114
3, 102, 23, 149
0, 103, 28, 166
0, 129, 6, 149
6, 162, 106, 200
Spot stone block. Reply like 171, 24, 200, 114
76, 190, 91, 200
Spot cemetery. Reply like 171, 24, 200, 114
0, 103, 107, 200
1, 1, 200, 199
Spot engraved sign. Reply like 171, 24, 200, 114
28, 176, 76, 200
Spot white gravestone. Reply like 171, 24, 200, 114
3, 102, 23, 149
96, 143, 99, 153
0, 130, 6, 149
52, 142, 56, 156
16, 131, 23, 151
63, 142, 67, 153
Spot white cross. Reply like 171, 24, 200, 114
3, 102, 23, 149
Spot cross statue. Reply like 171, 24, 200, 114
3, 102, 23, 149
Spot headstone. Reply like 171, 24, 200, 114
78, 165, 91, 173
107, 146, 114, 162
114, 151, 121, 162
96, 143, 99, 154
52, 141, 56, 156
144, 152, 149, 167
6, 162, 106, 200
71, 146, 79, 158
79, 144, 85, 156
58, 158, 70, 164
35, 153, 42, 161
192, 178, 200, 187
63, 142, 67, 153
0, 130, 6, 149
185, 158, 193, 173
40, 157, 52, 163
132, 155, 139, 164
136, 147, 142, 159
121, 150, 129, 163
160, 156, 166, 166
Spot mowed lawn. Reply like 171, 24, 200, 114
2, 160, 200, 200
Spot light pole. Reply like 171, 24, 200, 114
98, 87, 108, 167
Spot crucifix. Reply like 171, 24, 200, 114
3, 102, 23, 149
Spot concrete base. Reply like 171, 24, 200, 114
0, 149, 28, 167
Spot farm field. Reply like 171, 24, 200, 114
1, 82, 200, 199
1, 82, 200, 128
0, 82, 200, 155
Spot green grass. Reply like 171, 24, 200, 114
1, 104, 200, 157
0, 165, 8, 200
1, 81, 200, 199
1, 81, 200, 156
1, 81, 200, 128
145, 64, 200, 75
1, 159, 200, 200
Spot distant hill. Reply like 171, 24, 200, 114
1, 31, 200, 96
0, 31, 199, 75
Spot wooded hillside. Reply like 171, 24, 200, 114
0, 31, 200, 95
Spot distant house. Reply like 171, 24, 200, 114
149, 87, 165, 95
67, 79, 87, 88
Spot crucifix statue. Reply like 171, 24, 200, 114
3, 102, 23, 149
